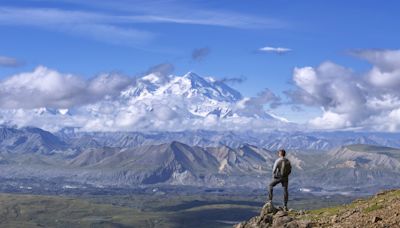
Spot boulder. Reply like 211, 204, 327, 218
372, 216, 382, 223
234, 201, 310, 228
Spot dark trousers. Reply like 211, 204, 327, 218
268, 178, 288, 206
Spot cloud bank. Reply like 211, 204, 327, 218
2, 49, 400, 132
287, 49, 400, 131
0, 66, 288, 132
0, 66, 133, 109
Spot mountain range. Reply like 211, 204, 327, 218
0, 125, 399, 194
56, 128, 400, 151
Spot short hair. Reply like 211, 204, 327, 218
278, 149, 286, 157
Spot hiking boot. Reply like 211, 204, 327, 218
283, 206, 288, 211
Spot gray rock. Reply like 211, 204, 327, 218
274, 211, 288, 217
372, 216, 382, 223
272, 216, 293, 227
286, 220, 312, 228
261, 202, 278, 215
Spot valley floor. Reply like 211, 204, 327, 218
0, 189, 355, 228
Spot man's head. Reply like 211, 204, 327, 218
278, 149, 286, 157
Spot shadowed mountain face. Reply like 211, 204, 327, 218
0, 126, 67, 154
0, 126, 400, 193
69, 142, 222, 185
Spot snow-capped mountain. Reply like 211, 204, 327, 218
0, 71, 286, 132
120, 71, 242, 118
124, 72, 242, 102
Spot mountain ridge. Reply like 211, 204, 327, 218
235, 189, 400, 227
0, 125, 399, 192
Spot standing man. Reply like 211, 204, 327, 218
268, 149, 292, 211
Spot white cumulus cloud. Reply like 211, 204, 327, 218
0, 66, 133, 109
287, 49, 400, 131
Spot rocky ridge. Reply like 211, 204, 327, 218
234, 202, 311, 228
235, 189, 400, 228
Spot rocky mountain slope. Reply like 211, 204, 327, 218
0, 126, 67, 154
235, 189, 400, 228
61, 142, 287, 187
0, 125, 400, 192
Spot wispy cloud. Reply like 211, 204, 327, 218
218, 76, 246, 85
123, 13, 282, 29
0, 4, 284, 47
0, 55, 23, 67
0, 7, 154, 46
142, 63, 175, 84
34, 0, 285, 29
192, 47, 210, 61
259, 46, 292, 54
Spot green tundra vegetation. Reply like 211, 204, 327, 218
0, 191, 354, 228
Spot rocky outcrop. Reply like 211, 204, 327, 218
236, 189, 400, 228
234, 202, 311, 228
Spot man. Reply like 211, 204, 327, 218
268, 149, 292, 211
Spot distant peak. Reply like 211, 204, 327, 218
183, 71, 196, 77
239, 143, 256, 149
169, 140, 186, 147
183, 71, 203, 80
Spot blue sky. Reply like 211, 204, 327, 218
1, 0, 400, 129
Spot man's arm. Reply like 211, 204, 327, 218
272, 158, 282, 176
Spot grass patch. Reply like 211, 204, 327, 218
363, 204, 383, 213
308, 206, 341, 216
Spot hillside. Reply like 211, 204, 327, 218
235, 189, 400, 228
